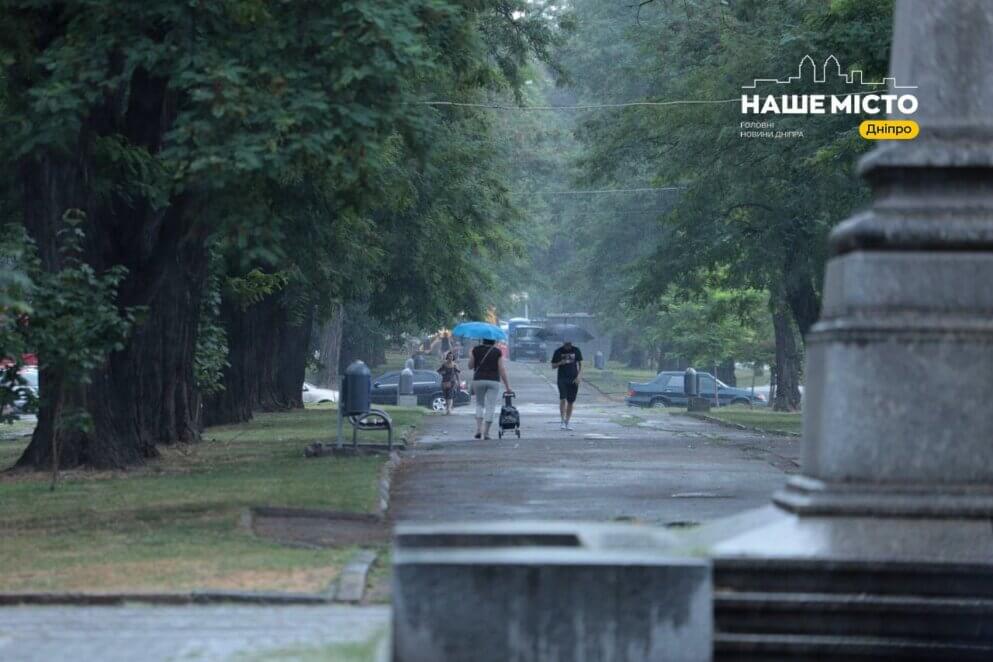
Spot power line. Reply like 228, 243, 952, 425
416, 99, 738, 110
526, 187, 683, 195
414, 88, 903, 111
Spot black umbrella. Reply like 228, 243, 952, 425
535, 324, 595, 343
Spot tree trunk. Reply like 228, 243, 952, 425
15, 117, 207, 470
203, 293, 313, 426
202, 296, 265, 427
783, 255, 821, 339
771, 296, 802, 412
717, 358, 737, 386
314, 303, 344, 387
270, 302, 313, 411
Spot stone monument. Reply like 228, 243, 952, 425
706, 1, 993, 656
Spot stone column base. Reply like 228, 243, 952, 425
773, 475, 993, 518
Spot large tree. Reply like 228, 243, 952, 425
533, 0, 893, 409
1, 1, 468, 468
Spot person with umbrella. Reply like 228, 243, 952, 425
542, 325, 592, 431
453, 322, 513, 440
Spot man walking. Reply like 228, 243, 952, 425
551, 340, 582, 430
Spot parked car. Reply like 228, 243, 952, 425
370, 369, 471, 412
4, 367, 39, 414
625, 371, 767, 408
302, 382, 337, 404
509, 325, 548, 361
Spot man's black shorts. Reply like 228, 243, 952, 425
557, 380, 579, 404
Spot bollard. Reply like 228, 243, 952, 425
399, 368, 414, 396
398, 367, 418, 407
594, 351, 605, 370
683, 367, 698, 397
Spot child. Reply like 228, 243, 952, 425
437, 352, 461, 415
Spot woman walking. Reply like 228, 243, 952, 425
468, 338, 512, 439
437, 351, 461, 415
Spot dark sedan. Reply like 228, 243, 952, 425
371, 370, 471, 411
625, 371, 767, 408
509, 325, 549, 361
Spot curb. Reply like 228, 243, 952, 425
379, 451, 404, 517
678, 412, 801, 438
331, 549, 378, 603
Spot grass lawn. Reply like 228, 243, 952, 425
583, 362, 659, 397
0, 405, 422, 594
705, 405, 802, 435
236, 633, 387, 662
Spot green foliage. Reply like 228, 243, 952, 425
194, 247, 229, 396
226, 269, 290, 309
510, 0, 893, 370
561, 0, 892, 334
13, 212, 138, 434
0, 225, 35, 422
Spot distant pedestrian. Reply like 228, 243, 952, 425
437, 352, 461, 415
468, 339, 512, 440
551, 340, 583, 430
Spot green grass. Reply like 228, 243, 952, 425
0, 417, 35, 442
705, 405, 802, 435
0, 406, 422, 593
583, 361, 660, 397
236, 631, 388, 662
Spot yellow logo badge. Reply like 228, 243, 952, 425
860, 120, 919, 140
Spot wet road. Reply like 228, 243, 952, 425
390, 360, 800, 526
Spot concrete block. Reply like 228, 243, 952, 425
393, 548, 711, 662
397, 395, 418, 408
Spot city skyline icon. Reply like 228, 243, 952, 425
742, 55, 918, 90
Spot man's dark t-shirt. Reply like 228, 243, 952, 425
552, 345, 583, 383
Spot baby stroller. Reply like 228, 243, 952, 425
497, 391, 521, 439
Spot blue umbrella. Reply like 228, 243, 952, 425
452, 321, 507, 342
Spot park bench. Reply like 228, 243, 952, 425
346, 407, 394, 450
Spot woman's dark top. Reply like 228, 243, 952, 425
438, 364, 460, 387
471, 344, 501, 381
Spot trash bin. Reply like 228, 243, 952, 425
594, 351, 605, 370
342, 361, 371, 416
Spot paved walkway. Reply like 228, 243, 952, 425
0, 605, 389, 662
0, 363, 799, 661
390, 360, 800, 526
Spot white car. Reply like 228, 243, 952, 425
302, 382, 338, 404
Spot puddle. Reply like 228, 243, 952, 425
670, 492, 728, 499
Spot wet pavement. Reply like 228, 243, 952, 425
390, 360, 800, 526
0, 362, 799, 661
0, 604, 389, 661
